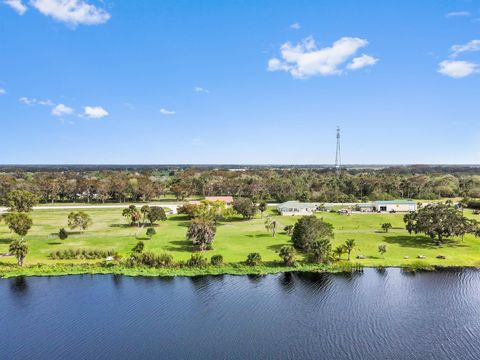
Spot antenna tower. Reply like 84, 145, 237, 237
335, 126, 341, 174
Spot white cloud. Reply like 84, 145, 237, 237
52, 103, 74, 116
450, 40, 480, 58
83, 105, 108, 118
0, 88, 6, 95
19, 97, 36, 105
3, 0, 27, 15
160, 108, 175, 115
267, 36, 377, 78
346, 54, 379, 70
38, 99, 54, 106
30, 0, 111, 26
290, 22, 301, 30
194, 86, 210, 94
438, 60, 478, 78
445, 11, 470, 18
19, 97, 54, 106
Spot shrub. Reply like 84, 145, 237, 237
246, 252, 262, 266
146, 227, 156, 239
211, 254, 223, 266
278, 245, 296, 266
49, 249, 116, 260
132, 241, 145, 253
186, 253, 208, 267
58, 228, 68, 240
126, 251, 174, 268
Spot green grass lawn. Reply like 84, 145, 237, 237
1, 208, 480, 268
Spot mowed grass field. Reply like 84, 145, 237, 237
1, 207, 480, 267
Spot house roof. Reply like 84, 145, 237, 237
277, 201, 319, 210
205, 196, 234, 203
373, 200, 416, 205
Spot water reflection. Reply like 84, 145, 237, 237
9, 276, 28, 296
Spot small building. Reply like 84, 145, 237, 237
372, 200, 417, 213
277, 201, 320, 216
355, 203, 375, 212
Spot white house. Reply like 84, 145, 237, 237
372, 200, 417, 212
277, 201, 320, 216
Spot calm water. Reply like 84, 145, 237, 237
1, 269, 480, 359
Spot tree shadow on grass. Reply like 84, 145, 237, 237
109, 224, 133, 228
245, 233, 271, 239
47, 242, 62, 245
383, 235, 465, 249
0, 238, 13, 244
163, 240, 194, 253
267, 243, 286, 252
49, 231, 83, 236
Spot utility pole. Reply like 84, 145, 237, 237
335, 126, 341, 175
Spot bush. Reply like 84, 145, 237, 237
132, 241, 145, 253
146, 227, 156, 238
126, 251, 174, 268
58, 228, 68, 240
278, 245, 296, 266
246, 252, 262, 266
186, 253, 208, 267
49, 249, 117, 260
211, 254, 223, 266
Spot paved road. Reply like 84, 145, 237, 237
0, 203, 180, 214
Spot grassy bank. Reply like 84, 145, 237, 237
1, 206, 480, 277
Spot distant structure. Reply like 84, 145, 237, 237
335, 126, 341, 173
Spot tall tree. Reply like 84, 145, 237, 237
3, 212, 33, 240
67, 211, 92, 232
2, 190, 39, 212
233, 198, 257, 219
403, 204, 478, 244
9, 239, 28, 266
291, 215, 334, 251
186, 219, 216, 251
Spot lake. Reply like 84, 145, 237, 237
1, 268, 480, 359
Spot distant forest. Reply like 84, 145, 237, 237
1, 165, 480, 204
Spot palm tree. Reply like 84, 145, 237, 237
344, 239, 356, 261
333, 245, 345, 261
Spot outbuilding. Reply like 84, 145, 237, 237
372, 200, 417, 212
277, 201, 320, 216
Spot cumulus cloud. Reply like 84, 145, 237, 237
160, 108, 175, 115
52, 103, 74, 116
267, 36, 377, 78
194, 86, 210, 94
30, 0, 111, 26
346, 54, 379, 70
290, 22, 301, 30
445, 11, 470, 18
3, 0, 27, 14
450, 40, 480, 58
83, 105, 108, 118
438, 60, 478, 78
0, 88, 6, 95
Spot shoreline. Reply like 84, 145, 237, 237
0, 261, 470, 279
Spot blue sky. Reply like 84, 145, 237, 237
1, 0, 479, 164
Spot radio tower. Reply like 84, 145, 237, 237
335, 126, 341, 174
